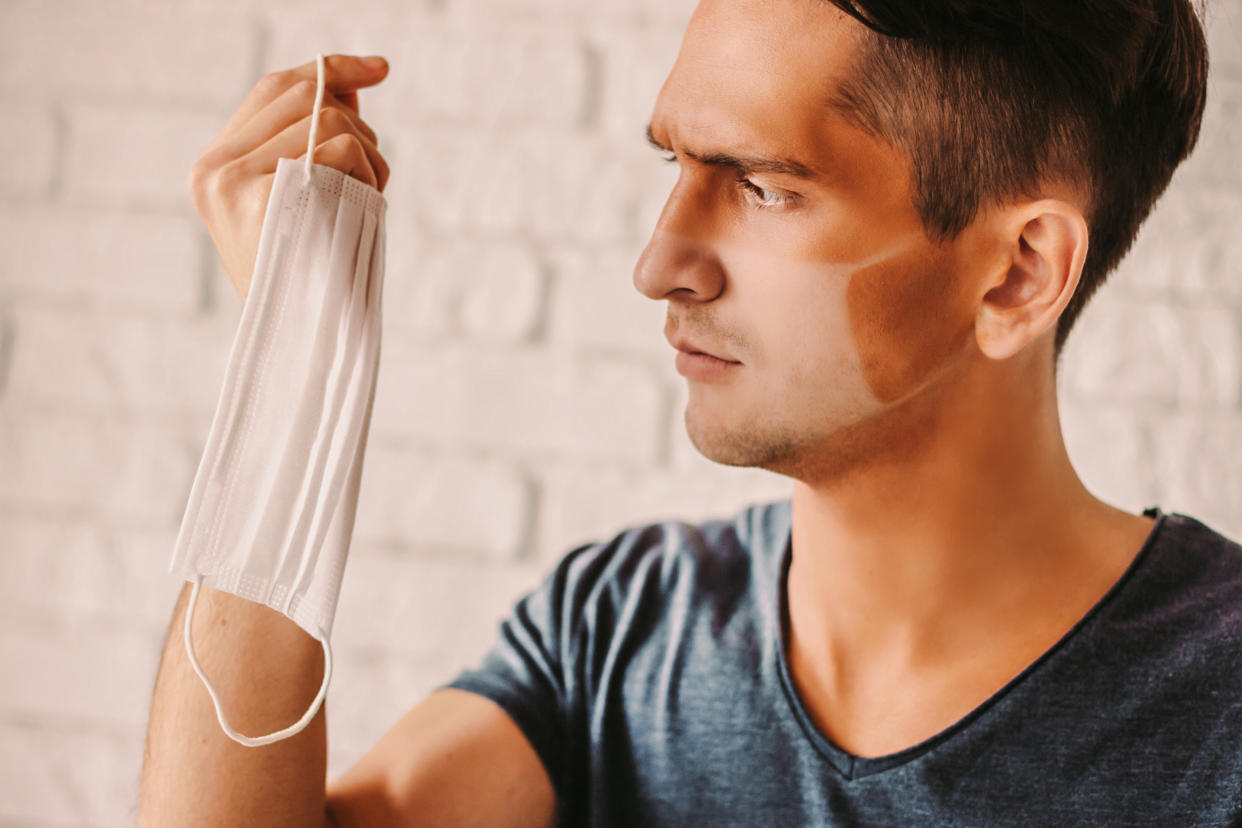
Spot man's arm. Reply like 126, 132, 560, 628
139, 582, 331, 827
325, 689, 556, 828
139, 582, 557, 828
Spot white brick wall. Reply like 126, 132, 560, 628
0, 0, 1238, 824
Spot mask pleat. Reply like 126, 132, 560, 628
285, 202, 380, 626
266, 182, 369, 608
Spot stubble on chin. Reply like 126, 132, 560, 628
682, 391, 940, 486
683, 401, 801, 471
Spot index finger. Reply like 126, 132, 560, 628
222, 53, 387, 136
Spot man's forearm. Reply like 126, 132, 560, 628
139, 581, 331, 827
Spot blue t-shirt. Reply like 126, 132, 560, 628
444, 502, 1242, 826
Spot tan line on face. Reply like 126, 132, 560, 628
846, 240, 977, 405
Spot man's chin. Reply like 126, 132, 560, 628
684, 413, 797, 471
683, 406, 887, 483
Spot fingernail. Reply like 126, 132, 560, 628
363, 56, 387, 68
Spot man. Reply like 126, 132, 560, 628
140, 0, 1240, 825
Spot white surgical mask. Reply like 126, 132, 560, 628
168, 53, 387, 747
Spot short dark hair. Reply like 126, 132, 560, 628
824, 0, 1209, 359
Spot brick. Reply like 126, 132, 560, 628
0, 515, 181, 630
6, 305, 236, 415
0, 206, 203, 315
587, 17, 687, 236
381, 240, 459, 343
384, 238, 546, 344
0, 409, 196, 527
353, 447, 530, 560
0, 622, 164, 729
258, 4, 687, 143
63, 102, 224, 210
0, 98, 57, 198
370, 343, 664, 464
159, 0, 314, 9
0, 719, 144, 827
1059, 291, 1242, 407
532, 458, 790, 569
325, 651, 472, 781
393, 126, 655, 242
1152, 412, 1242, 543
458, 242, 548, 342
1058, 399, 1159, 514
0, 1, 257, 105
456, 0, 697, 25
263, 14, 591, 134
1205, 1, 1242, 73
545, 244, 669, 354
595, 0, 697, 19
331, 553, 546, 661
590, 20, 685, 140
1122, 183, 1242, 303
1178, 73, 1242, 187
0, 312, 12, 397
381, 21, 590, 129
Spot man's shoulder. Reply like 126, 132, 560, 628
1159, 509, 1242, 556
1126, 508, 1242, 658
588, 497, 789, 564
1145, 509, 1242, 599
549, 498, 792, 615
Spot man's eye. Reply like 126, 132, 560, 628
737, 177, 791, 208
661, 153, 678, 164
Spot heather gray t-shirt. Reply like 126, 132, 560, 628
444, 502, 1242, 826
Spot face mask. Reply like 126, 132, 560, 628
167, 53, 387, 747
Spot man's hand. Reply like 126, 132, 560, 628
186, 54, 392, 301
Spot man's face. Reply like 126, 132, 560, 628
636, 0, 984, 481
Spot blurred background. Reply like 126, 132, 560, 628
0, 0, 1238, 824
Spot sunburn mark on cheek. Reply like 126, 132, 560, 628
640, 227, 969, 429
698, 232, 932, 417
845, 242, 976, 405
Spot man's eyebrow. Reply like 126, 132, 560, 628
645, 123, 819, 179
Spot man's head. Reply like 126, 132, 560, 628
826, 0, 1209, 357
634, 0, 1207, 480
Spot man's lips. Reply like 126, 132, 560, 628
666, 336, 741, 365
667, 334, 742, 381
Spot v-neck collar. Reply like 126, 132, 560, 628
772, 505, 1169, 780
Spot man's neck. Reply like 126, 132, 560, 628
783, 346, 1156, 755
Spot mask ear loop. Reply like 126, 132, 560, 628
304, 52, 326, 187
183, 573, 334, 747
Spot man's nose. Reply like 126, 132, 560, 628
632, 182, 726, 303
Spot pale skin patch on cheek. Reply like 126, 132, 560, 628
714, 239, 885, 422
845, 242, 978, 405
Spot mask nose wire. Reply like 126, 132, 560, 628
304, 52, 326, 187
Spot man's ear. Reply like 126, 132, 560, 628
975, 200, 1089, 361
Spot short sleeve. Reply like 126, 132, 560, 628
434, 511, 767, 823
438, 538, 610, 819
